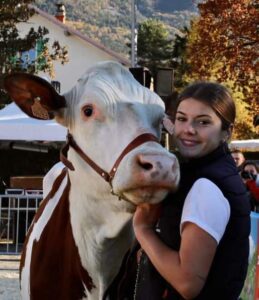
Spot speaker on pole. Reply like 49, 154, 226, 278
154, 68, 174, 97
129, 67, 152, 88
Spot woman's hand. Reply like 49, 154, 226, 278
133, 203, 161, 239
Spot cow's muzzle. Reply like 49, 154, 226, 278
60, 133, 160, 201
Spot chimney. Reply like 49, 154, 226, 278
55, 3, 66, 23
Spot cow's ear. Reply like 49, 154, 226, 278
4, 73, 66, 120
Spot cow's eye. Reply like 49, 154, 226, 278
83, 105, 93, 117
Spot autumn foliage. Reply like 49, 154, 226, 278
186, 0, 258, 138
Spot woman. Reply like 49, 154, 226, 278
112, 82, 250, 300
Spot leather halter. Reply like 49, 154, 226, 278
60, 133, 159, 187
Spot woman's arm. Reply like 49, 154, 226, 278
133, 204, 217, 300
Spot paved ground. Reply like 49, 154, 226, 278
0, 256, 20, 300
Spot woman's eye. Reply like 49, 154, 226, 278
176, 117, 186, 122
199, 120, 210, 125
83, 105, 93, 117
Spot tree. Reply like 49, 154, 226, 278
155, 0, 195, 12
137, 18, 173, 76
170, 26, 190, 89
186, 1, 258, 110
0, 0, 68, 107
229, 86, 257, 139
185, 0, 258, 139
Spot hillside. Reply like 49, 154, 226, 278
155, 0, 197, 12
35, 0, 198, 59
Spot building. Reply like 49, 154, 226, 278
17, 5, 130, 93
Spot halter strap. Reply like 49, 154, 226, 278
60, 133, 159, 185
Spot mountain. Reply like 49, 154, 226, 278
35, 0, 198, 59
155, 0, 197, 12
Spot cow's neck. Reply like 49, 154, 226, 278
68, 176, 134, 296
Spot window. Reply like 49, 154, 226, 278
18, 39, 46, 70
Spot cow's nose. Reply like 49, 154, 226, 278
136, 153, 179, 184
136, 154, 176, 180
137, 154, 155, 171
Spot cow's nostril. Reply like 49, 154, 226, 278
140, 162, 153, 171
137, 155, 154, 171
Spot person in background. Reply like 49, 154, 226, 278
241, 161, 259, 211
110, 82, 250, 300
242, 161, 259, 179
231, 149, 246, 172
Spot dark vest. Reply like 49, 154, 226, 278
114, 143, 250, 300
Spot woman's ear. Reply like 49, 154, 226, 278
227, 124, 234, 140
222, 124, 233, 142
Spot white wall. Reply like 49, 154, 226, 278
17, 14, 128, 93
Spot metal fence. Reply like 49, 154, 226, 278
0, 190, 42, 255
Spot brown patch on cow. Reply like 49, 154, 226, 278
20, 168, 67, 278
4, 73, 66, 120
20, 170, 96, 299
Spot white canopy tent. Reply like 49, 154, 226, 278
0, 103, 258, 150
0, 103, 67, 141
229, 139, 259, 152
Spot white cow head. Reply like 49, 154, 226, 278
4, 61, 179, 208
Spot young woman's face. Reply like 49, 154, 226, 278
174, 98, 227, 159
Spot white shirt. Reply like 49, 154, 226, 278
180, 178, 230, 244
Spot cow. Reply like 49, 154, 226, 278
4, 61, 180, 300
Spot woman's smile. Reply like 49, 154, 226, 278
180, 139, 200, 147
